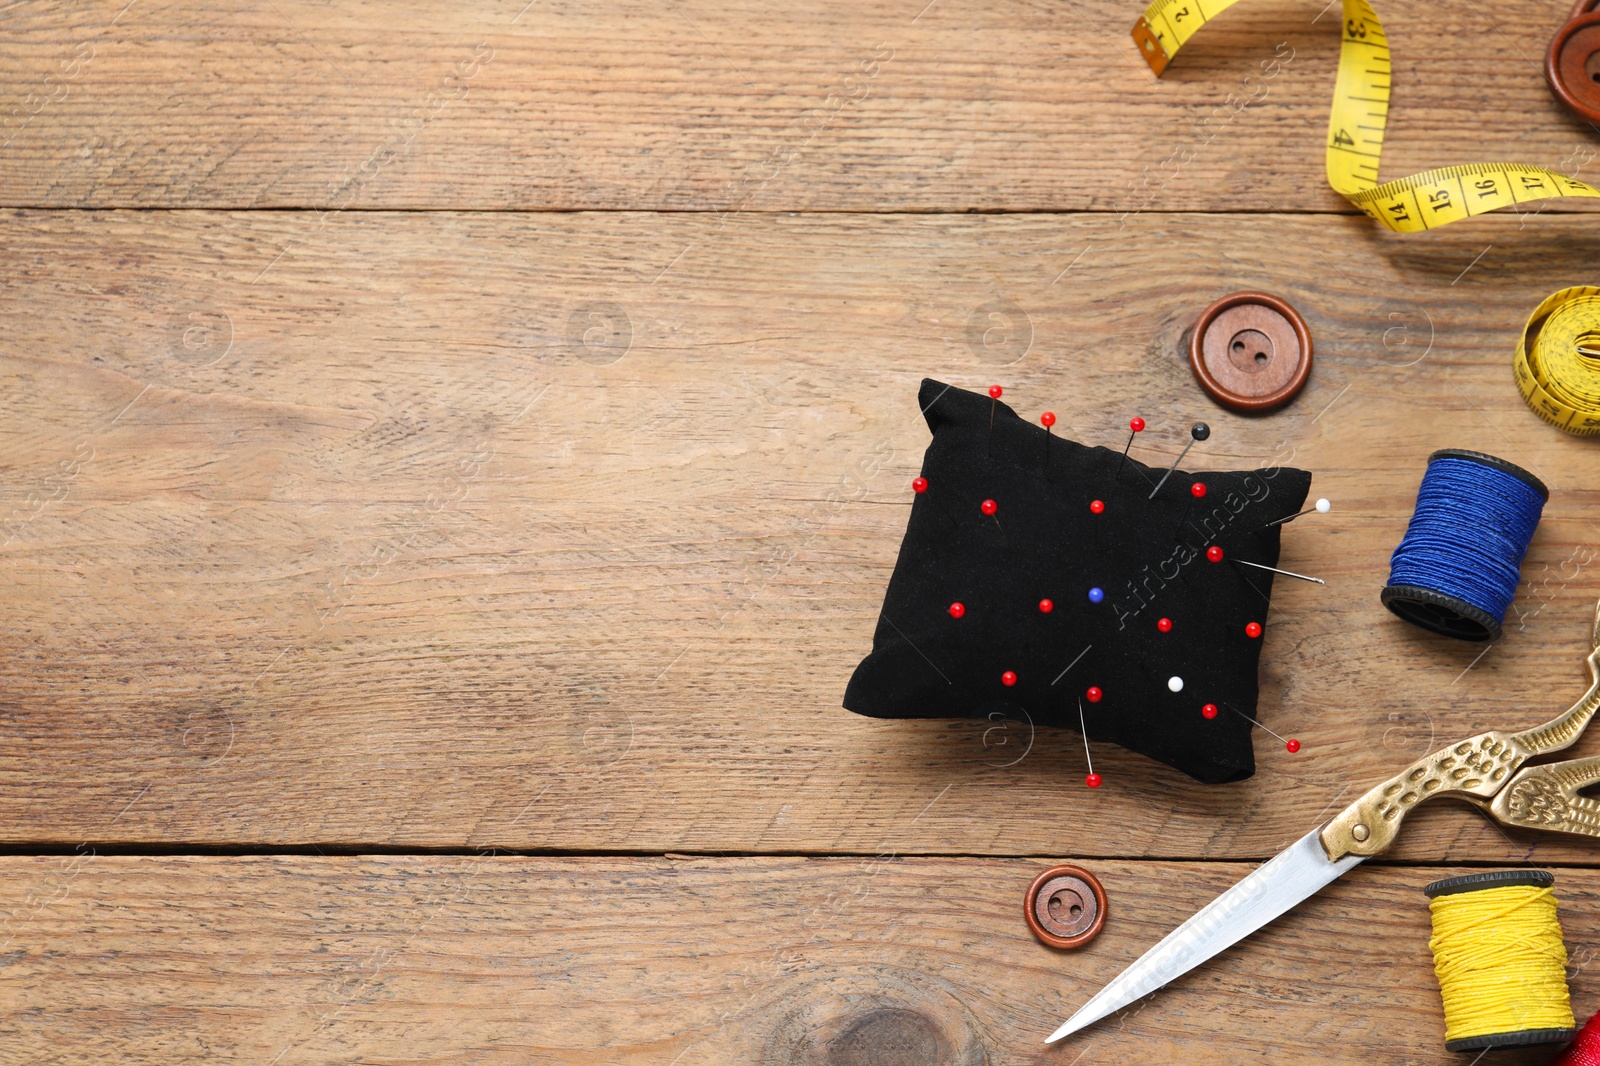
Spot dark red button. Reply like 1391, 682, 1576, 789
1548, 13, 1600, 124
1188, 291, 1313, 414
1024, 864, 1108, 949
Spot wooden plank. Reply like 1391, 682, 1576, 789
2, 0, 1597, 212
0, 853, 1593, 1064
2, 208, 1599, 860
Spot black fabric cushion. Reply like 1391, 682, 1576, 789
843, 379, 1313, 784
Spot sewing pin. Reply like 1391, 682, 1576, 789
1149, 422, 1209, 500
981, 496, 1003, 535
1041, 411, 1055, 474
1233, 558, 1326, 585
1258, 498, 1331, 529
1115, 416, 1144, 482
912, 475, 958, 530
1078, 697, 1101, 789
1222, 702, 1301, 753
988, 385, 1002, 453
1176, 481, 1205, 537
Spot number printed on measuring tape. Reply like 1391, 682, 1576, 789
1130, 0, 1600, 232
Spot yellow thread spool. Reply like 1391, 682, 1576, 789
1425, 871, 1576, 1053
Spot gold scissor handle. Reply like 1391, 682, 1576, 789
1320, 598, 1600, 862
1486, 755, 1600, 838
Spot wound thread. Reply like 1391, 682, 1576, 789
1382, 449, 1547, 642
1426, 871, 1576, 1052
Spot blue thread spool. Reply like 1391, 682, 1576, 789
1381, 449, 1548, 642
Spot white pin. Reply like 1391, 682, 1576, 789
1259, 498, 1332, 529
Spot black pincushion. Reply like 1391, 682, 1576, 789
843, 380, 1313, 784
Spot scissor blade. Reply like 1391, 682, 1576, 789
1044, 828, 1363, 1044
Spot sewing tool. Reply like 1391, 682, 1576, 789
1149, 422, 1209, 499
1175, 481, 1205, 537
1130, 0, 1600, 231
1382, 449, 1547, 642
1116, 416, 1144, 482
1025, 863, 1109, 948
1234, 558, 1324, 585
1513, 287, 1600, 436
1548, 10, 1600, 123
1217, 701, 1299, 753
1259, 498, 1331, 529
1424, 870, 1575, 1051
1044, 597, 1600, 1044
1188, 291, 1313, 412
1078, 697, 1101, 789
847, 379, 1313, 785
1041, 411, 1056, 473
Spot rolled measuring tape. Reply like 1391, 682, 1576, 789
1513, 286, 1600, 436
1130, 0, 1600, 232
1425, 870, 1576, 1053
1382, 450, 1548, 642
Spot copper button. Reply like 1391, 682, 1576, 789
1024, 864, 1107, 950
1188, 291, 1313, 413
1548, 13, 1600, 124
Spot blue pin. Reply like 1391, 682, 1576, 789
1088, 587, 1105, 604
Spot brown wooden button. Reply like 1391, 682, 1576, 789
1548, 13, 1600, 124
1024, 864, 1107, 949
1188, 291, 1313, 413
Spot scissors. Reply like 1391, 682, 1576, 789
1047, 598, 1600, 1045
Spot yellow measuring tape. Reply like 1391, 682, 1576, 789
1131, 0, 1600, 232
1514, 286, 1600, 436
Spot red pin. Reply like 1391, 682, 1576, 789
1220, 702, 1300, 753
1206, 545, 1224, 563
1149, 422, 1210, 500
1039, 598, 1054, 613
910, 475, 959, 531
1245, 621, 1263, 638
1116, 416, 1144, 482
948, 602, 966, 618
1176, 481, 1207, 538
1041, 411, 1056, 474
1001, 670, 1018, 687
1079, 697, 1101, 789
981, 498, 998, 516
1157, 617, 1173, 633
988, 384, 1003, 450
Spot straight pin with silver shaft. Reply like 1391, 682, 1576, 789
1149, 422, 1209, 499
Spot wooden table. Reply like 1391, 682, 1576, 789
3, 1, 1598, 1062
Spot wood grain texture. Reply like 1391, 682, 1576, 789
1, 853, 1595, 1065
2, 0, 1599, 213
3, 208, 1599, 860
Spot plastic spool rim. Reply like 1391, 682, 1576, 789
1381, 450, 1550, 642
1424, 871, 1574, 1052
